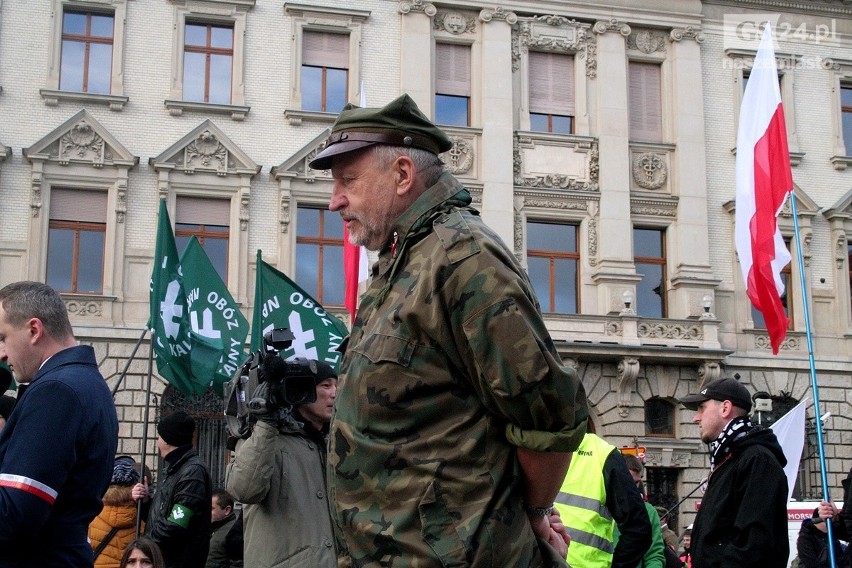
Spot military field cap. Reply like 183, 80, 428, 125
680, 377, 752, 412
308, 93, 453, 170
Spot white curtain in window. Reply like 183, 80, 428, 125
303, 31, 349, 69
435, 43, 471, 97
529, 52, 575, 116
176, 196, 230, 226
49, 188, 107, 223
629, 61, 663, 142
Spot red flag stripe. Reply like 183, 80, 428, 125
0, 473, 58, 505
343, 221, 360, 324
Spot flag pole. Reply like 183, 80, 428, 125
111, 327, 148, 397
136, 327, 155, 538
790, 194, 836, 564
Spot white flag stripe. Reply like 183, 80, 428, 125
768, 398, 807, 502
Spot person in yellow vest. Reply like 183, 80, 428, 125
554, 432, 651, 568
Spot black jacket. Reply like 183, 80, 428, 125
797, 518, 847, 568
145, 446, 212, 568
691, 426, 788, 568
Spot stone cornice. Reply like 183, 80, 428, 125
703, 0, 852, 16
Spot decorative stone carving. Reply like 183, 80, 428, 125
616, 357, 640, 417
513, 16, 595, 78
588, 216, 598, 266
605, 320, 623, 336
65, 299, 103, 317
240, 195, 250, 231
593, 18, 631, 37
398, 0, 436, 17
755, 335, 801, 350
433, 10, 475, 34
513, 136, 599, 192
632, 152, 667, 190
631, 201, 677, 217
628, 29, 667, 53
644, 448, 692, 468
803, 231, 812, 266
116, 180, 127, 224
697, 360, 721, 387
836, 234, 848, 269
59, 121, 106, 166
670, 26, 705, 44
637, 322, 703, 340
280, 194, 291, 234
479, 7, 517, 24
441, 136, 474, 175
184, 130, 228, 174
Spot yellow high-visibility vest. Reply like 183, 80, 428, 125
554, 433, 615, 568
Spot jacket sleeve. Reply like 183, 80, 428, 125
0, 380, 83, 544
146, 462, 209, 556
795, 521, 821, 568
226, 421, 279, 504
641, 503, 666, 568
603, 450, 652, 568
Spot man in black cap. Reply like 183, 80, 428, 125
227, 360, 337, 567
132, 411, 211, 568
680, 377, 788, 567
310, 94, 589, 567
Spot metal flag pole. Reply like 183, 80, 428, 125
111, 327, 148, 397
790, 194, 836, 565
136, 328, 155, 539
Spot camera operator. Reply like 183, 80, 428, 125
226, 359, 337, 567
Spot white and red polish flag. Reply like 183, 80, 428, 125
735, 23, 794, 355
343, 223, 369, 325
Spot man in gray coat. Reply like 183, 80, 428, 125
226, 361, 337, 567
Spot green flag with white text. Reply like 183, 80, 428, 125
251, 250, 348, 370
180, 236, 249, 394
149, 200, 222, 396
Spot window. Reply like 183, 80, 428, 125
842, 85, 852, 156
528, 52, 574, 134
301, 31, 348, 114
629, 62, 663, 143
174, 197, 230, 281
634, 227, 667, 317
646, 468, 679, 533
46, 189, 106, 294
183, 23, 233, 105
751, 238, 793, 330
527, 221, 579, 314
435, 43, 471, 127
296, 208, 344, 306
644, 397, 675, 437
59, 10, 113, 94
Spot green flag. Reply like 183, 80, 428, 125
149, 200, 221, 396
180, 236, 249, 394
251, 250, 348, 370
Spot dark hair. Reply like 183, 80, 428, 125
120, 538, 165, 568
0, 281, 73, 340
213, 488, 235, 510
622, 453, 644, 474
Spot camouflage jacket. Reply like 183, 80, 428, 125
329, 172, 588, 568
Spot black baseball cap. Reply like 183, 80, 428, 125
680, 377, 752, 412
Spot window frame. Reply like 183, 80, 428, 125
165, 0, 254, 121
283, 4, 370, 125
294, 206, 346, 307
434, 42, 472, 127
527, 51, 575, 135
59, 9, 115, 95
47, 219, 107, 295
628, 60, 664, 144
633, 226, 668, 318
182, 21, 235, 105
41, 0, 129, 110
526, 220, 580, 314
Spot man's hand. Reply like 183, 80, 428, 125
527, 508, 570, 558
131, 476, 149, 503
248, 382, 279, 426
818, 501, 838, 521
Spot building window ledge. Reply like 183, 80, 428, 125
40, 89, 128, 111
830, 155, 852, 171
283, 108, 338, 126
164, 100, 250, 121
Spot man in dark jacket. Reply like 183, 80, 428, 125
0, 281, 119, 567
206, 488, 242, 568
680, 377, 788, 568
132, 411, 212, 568
817, 466, 852, 566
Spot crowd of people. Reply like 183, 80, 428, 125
0, 96, 849, 568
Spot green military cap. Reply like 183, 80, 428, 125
308, 93, 453, 170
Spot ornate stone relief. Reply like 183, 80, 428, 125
670, 26, 705, 44
280, 193, 291, 234
58, 121, 107, 166
630, 198, 677, 218
593, 18, 631, 37
116, 181, 127, 224
643, 449, 691, 468
836, 234, 848, 269
479, 7, 517, 24
65, 299, 103, 318
441, 136, 474, 175
433, 10, 475, 34
616, 357, 640, 417
632, 152, 668, 190
512, 16, 596, 78
638, 322, 703, 340
627, 29, 667, 53
697, 360, 721, 387
756, 335, 800, 350
513, 136, 599, 191
605, 320, 623, 336
183, 130, 230, 174
398, 0, 436, 17
587, 201, 599, 266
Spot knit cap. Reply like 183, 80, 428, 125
111, 455, 140, 486
157, 411, 195, 447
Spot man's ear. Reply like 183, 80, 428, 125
394, 155, 416, 196
27, 318, 45, 345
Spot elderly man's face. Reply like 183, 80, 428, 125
329, 149, 402, 251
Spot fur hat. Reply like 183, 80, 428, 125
157, 411, 195, 447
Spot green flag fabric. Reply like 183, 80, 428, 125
251, 250, 348, 370
149, 200, 222, 397
180, 236, 249, 393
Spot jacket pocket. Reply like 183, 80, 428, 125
353, 333, 416, 367
418, 480, 468, 568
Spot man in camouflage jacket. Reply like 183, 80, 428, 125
310, 94, 589, 568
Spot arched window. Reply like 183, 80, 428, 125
644, 397, 675, 437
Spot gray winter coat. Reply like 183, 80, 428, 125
226, 418, 335, 568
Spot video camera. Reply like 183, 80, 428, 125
224, 328, 318, 440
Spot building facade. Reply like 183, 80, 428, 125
0, 0, 849, 536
